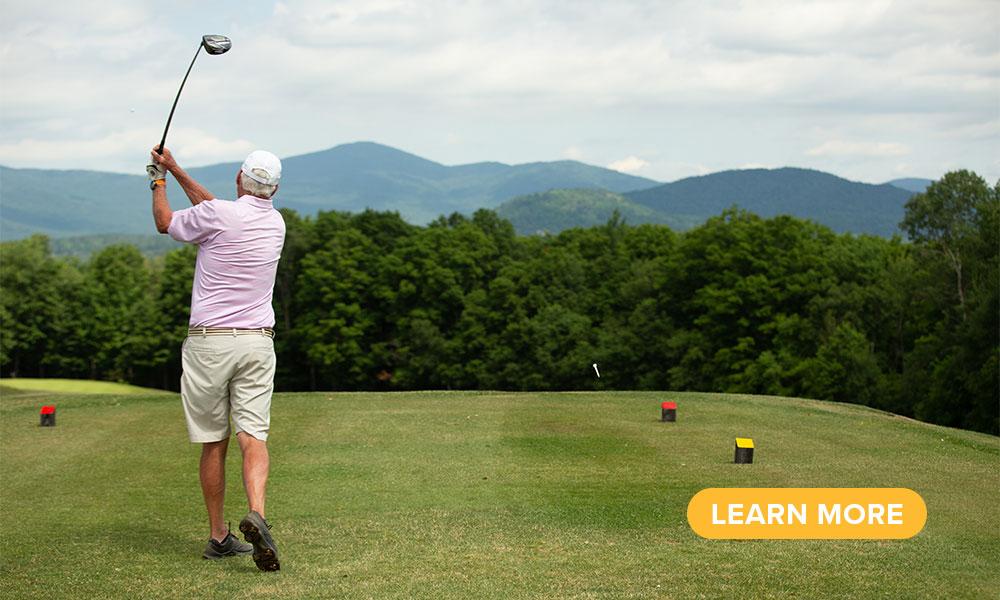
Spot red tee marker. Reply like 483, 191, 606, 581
661, 401, 677, 422
40, 405, 56, 427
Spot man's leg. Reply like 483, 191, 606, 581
200, 437, 230, 542
236, 431, 269, 516
236, 430, 280, 571
232, 336, 280, 571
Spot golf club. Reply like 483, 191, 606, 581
153, 34, 232, 158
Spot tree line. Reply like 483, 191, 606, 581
1, 170, 996, 434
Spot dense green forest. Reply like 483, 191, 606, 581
1, 170, 996, 433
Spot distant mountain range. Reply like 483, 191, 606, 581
625, 168, 916, 236
0, 142, 655, 240
497, 168, 923, 236
1, 141, 929, 242
48, 234, 183, 258
886, 178, 933, 193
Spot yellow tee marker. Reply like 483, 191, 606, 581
735, 438, 755, 464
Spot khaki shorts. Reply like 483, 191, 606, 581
180, 334, 276, 443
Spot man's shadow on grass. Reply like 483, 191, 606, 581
109, 523, 263, 572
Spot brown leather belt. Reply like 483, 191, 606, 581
188, 327, 275, 338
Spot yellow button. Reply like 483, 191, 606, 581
687, 488, 927, 539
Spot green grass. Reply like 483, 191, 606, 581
1, 389, 997, 598
0, 378, 166, 395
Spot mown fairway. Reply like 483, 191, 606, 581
0, 378, 165, 395
1, 387, 998, 599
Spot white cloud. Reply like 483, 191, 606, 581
939, 118, 1000, 141
563, 146, 583, 160
656, 161, 713, 182
806, 140, 911, 158
171, 133, 258, 167
0, 0, 997, 183
607, 156, 649, 173
0, 127, 255, 173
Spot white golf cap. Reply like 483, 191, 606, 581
241, 150, 282, 185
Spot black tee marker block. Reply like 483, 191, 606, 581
40, 405, 56, 427
661, 401, 677, 422
735, 438, 754, 464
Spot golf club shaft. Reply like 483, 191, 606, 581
157, 42, 205, 155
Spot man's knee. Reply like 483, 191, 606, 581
201, 437, 230, 457
236, 431, 267, 451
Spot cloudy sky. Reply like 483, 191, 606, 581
2, 0, 997, 183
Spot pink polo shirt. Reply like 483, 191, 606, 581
167, 195, 286, 328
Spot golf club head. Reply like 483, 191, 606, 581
201, 35, 232, 55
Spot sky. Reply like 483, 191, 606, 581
1, 0, 998, 184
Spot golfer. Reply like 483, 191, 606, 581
149, 146, 285, 571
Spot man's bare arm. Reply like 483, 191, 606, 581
169, 164, 215, 206
152, 181, 173, 233
151, 146, 214, 206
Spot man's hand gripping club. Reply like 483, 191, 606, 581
147, 147, 174, 181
